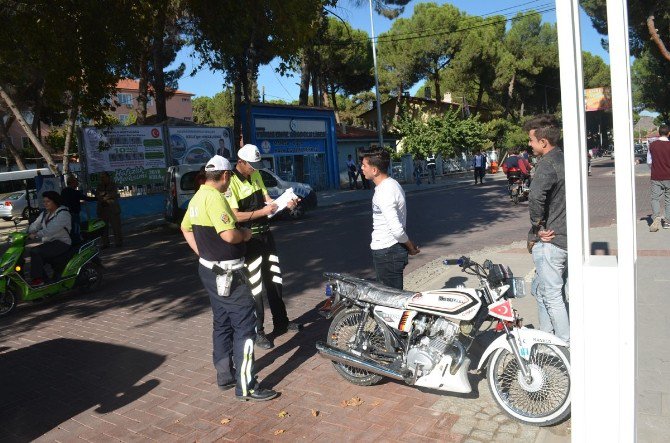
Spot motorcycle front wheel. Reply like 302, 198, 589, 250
0, 287, 17, 317
487, 344, 570, 426
326, 307, 387, 386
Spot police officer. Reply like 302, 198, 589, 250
426, 153, 436, 183
226, 144, 300, 350
181, 155, 277, 401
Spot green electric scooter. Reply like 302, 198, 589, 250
0, 218, 106, 317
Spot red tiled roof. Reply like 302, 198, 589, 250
116, 79, 194, 96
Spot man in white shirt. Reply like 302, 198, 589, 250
361, 150, 420, 289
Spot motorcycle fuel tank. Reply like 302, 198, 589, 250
406, 289, 481, 321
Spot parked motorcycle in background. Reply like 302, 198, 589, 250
317, 257, 571, 426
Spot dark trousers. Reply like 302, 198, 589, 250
474, 167, 485, 183
348, 171, 358, 189
372, 243, 409, 290
198, 265, 257, 396
245, 232, 289, 333
30, 240, 70, 279
98, 205, 123, 247
71, 212, 81, 243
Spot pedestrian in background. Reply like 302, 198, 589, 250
358, 159, 370, 190
413, 161, 422, 186
181, 155, 277, 401
96, 172, 123, 248
61, 175, 95, 243
226, 144, 300, 350
524, 115, 569, 344
648, 124, 670, 231
346, 154, 358, 190
361, 149, 420, 289
473, 150, 486, 184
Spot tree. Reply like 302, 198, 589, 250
583, 0, 670, 61
187, 0, 329, 146
632, 49, 670, 121
192, 89, 235, 127
0, 0, 141, 173
582, 51, 611, 88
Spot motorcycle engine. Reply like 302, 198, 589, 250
406, 317, 460, 375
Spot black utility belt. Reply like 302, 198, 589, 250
251, 225, 270, 235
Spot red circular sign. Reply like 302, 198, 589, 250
151, 128, 160, 138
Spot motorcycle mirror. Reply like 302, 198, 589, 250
483, 259, 493, 269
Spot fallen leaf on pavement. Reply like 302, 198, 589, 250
278, 410, 289, 418
220, 418, 231, 425
273, 429, 285, 435
371, 400, 381, 406
311, 409, 319, 417
340, 396, 364, 407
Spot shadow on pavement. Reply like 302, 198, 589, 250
0, 338, 165, 441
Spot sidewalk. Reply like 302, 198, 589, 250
405, 219, 670, 442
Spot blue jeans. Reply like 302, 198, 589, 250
531, 242, 570, 343
372, 243, 409, 290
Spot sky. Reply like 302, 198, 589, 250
170, 0, 610, 100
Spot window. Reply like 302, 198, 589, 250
117, 93, 133, 106
182, 97, 190, 102
183, 117, 191, 121
119, 114, 129, 124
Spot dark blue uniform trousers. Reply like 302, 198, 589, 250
198, 264, 257, 396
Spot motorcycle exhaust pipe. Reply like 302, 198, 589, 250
316, 341, 410, 381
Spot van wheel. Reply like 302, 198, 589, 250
22, 207, 30, 220
2, 217, 12, 221
288, 205, 304, 220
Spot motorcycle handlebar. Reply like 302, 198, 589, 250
443, 256, 470, 267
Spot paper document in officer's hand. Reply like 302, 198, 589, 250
267, 187, 299, 218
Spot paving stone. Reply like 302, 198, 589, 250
474, 419, 498, 432
470, 430, 494, 441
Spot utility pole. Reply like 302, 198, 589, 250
368, 0, 384, 149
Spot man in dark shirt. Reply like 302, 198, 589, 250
524, 115, 569, 344
61, 175, 95, 242
648, 124, 670, 231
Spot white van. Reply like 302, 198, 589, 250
164, 164, 317, 223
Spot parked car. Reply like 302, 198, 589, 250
164, 164, 317, 223
0, 190, 38, 221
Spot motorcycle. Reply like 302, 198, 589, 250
0, 218, 106, 317
507, 171, 530, 204
316, 256, 571, 426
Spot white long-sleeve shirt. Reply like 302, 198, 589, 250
370, 177, 409, 250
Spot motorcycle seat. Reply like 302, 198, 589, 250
354, 280, 416, 309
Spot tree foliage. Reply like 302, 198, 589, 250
192, 89, 235, 127
394, 108, 486, 158
632, 49, 670, 121
582, 51, 610, 88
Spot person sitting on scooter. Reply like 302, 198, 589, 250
27, 191, 72, 286
503, 148, 532, 184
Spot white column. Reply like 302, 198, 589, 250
606, 0, 637, 439
554, 3, 590, 442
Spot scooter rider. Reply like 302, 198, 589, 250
226, 144, 301, 350
503, 148, 532, 185
181, 155, 277, 401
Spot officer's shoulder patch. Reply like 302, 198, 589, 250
221, 213, 230, 224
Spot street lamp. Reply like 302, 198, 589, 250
368, 0, 384, 149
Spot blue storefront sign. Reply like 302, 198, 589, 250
241, 104, 339, 191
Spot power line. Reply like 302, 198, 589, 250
269, 63, 294, 101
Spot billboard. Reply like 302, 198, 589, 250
81, 126, 166, 185
168, 127, 233, 165
585, 87, 612, 112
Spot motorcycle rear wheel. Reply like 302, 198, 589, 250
0, 287, 18, 317
487, 344, 570, 426
327, 307, 387, 386
78, 262, 104, 293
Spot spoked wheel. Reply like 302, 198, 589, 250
487, 345, 571, 426
78, 263, 104, 293
0, 287, 18, 317
326, 307, 388, 386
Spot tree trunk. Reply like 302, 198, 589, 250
320, 79, 330, 108
394, 85, 403, 122
233, 78, 243, 149
433, 64, 441, 103
474, 80, 484, 116
0, 85, 58, 174
647, 15, 670, 62
152, 9, 167, 122
504, 72, 516, 119
311, 70, 320, 107
0, 116, 26, 170
519, 101, 525, 118
239, 60, 253, 144
62, 98, 79, 175
329, 81, 340, 124
298, 55, 310, 106
137, 49, 150, 124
